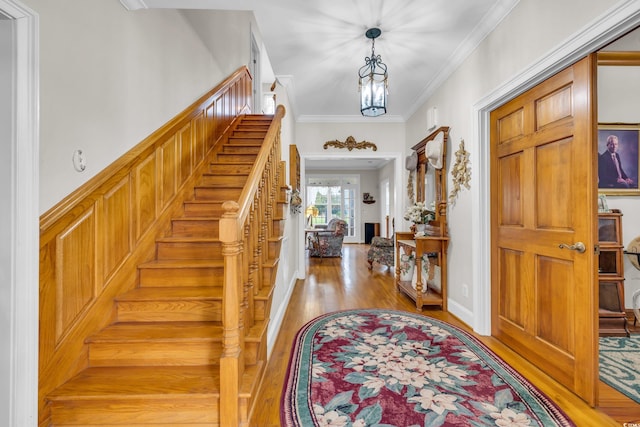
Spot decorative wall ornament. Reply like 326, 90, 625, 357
405, 151, 418, 205
407, 170, 415, 205
449, 139, 471, 205
323, 136, 377, 151
289, 188, 302, 214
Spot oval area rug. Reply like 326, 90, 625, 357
281, 309, 575, 427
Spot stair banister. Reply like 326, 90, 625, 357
219, 105, 285, 426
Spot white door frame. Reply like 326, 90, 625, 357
1, 0, 39, 426
380, 178, 390, 238
470, 1, 640, 335
298, 152, 403, 278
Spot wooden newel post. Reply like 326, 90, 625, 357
219, 200, 245, 427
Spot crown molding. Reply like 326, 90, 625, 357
406, 0, 520, 120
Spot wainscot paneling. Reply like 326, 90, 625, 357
55, 207, 96, 343
134, 152, 157, 240
38, 66, 252, 425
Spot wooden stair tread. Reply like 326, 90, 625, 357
226, 141, 264, 146
87, 321, 223, 343
87, 319, 267, 342
203, 170, 253, 177
198, 181, 245, 189
48, 366, 221, 400
139, 259, 224, 268
171, 216, 222, 222
253, 286, 274, 301
263, 258, 279, 268
49, 364, 263, 400
245, 320, 268, 342
157, 235, 221, 243
183, 200, 225, 205
222, 143, 264, 148
117, 287, 222, 301
207, 161, 254, 166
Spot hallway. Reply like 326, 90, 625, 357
251, 244, 638, 426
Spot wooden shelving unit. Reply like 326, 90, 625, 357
598, 210, 629, 337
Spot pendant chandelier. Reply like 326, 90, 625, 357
358, 28, 388, 117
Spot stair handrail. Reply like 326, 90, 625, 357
219, 105, 286, 426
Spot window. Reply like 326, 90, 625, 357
305, 175, 359, 242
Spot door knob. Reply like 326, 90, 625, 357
558, 242, 586, 253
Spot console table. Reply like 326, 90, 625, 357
396, 231, 448, 311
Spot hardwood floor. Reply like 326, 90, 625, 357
250, 244, 640, 426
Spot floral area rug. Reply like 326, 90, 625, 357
600, 335, 640, 403
281, 309, 575, 427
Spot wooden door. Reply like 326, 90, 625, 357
490, 55, 598, 405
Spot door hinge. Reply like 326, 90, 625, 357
594, 244, 600, 255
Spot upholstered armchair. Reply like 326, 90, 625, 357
308, 218, 347, 258
367, 218, 394, 270
367, 235, 394, 270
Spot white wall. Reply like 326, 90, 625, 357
181, 10, 252, 78
296, 121, 406, 214
267, 80, 298, 355
406, 0, 621, 320
598, 64, 640, 308
22, 0, 250, 213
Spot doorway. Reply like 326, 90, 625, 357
0, 0, 39, 425
299, 152, 402, 275
250, 32, 260, 113
472, 10, 640, 412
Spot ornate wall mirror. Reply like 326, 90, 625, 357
412, 126, 449, 236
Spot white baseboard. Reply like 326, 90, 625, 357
267, 272, 298, 356
447, 298, 476, 333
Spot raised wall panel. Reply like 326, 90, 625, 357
206, 101, 216, 151
232, 82, 237, 115
103, 176, 132, 282
55, 207, 96, 342
224, 92, 230, 127
135, 153, 157, 241
498, 249, 525, 328
193, 112, 205, 166
160, 136, 177, 210
497, 108, 524, 143
178, 122, 193, 186
537, 256, 574, 354
215, 95, 224, 142
498, 153, 523, 226
536, 138, 572, 229
535, 85, 573, 130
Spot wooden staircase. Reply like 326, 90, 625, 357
45, 114, 287, 426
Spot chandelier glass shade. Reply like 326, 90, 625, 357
358, 28, 388, 117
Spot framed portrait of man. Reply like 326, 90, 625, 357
597, 124, 640, 195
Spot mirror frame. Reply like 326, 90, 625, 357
411, 126, 449, 236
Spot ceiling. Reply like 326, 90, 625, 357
122, 0, 519, 122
